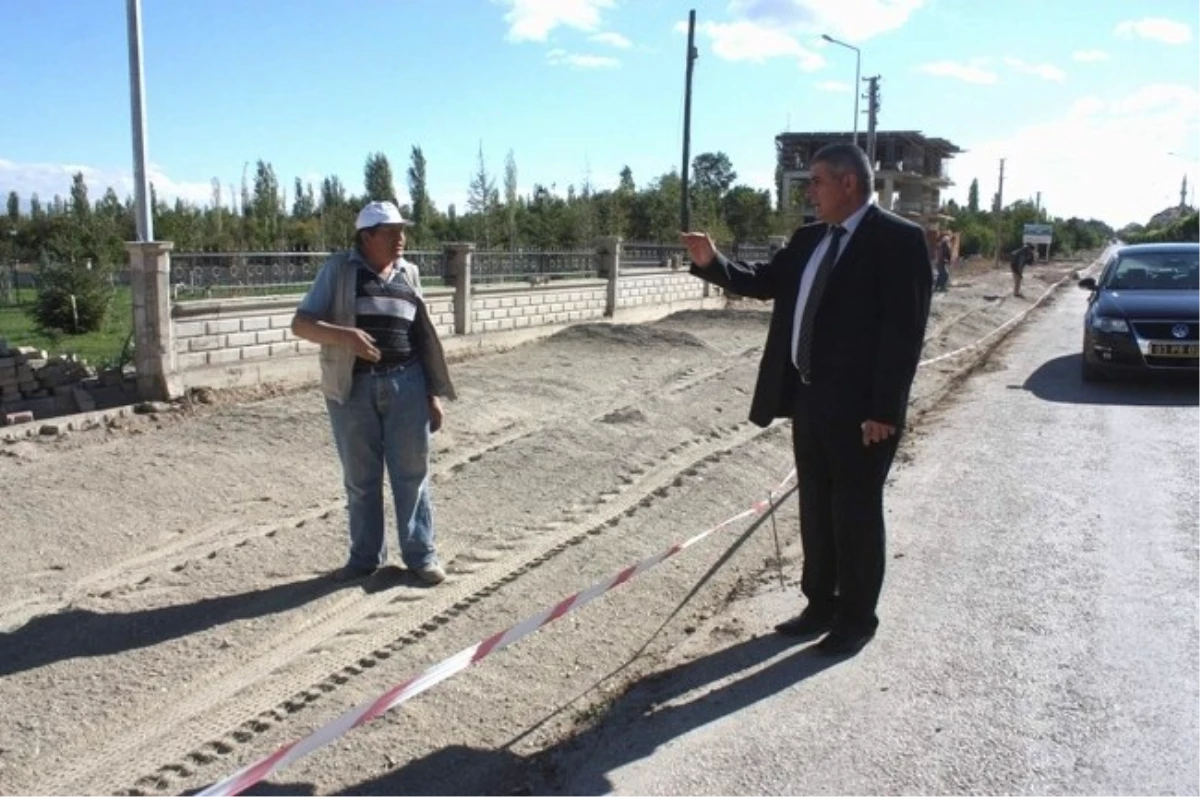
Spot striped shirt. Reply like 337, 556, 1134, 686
352, 265, 424, 371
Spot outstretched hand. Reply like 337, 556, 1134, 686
679, 232, 717, 268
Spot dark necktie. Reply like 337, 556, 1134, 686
794, 224, 845, 379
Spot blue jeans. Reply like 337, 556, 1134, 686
934, 261, 950, 291
326, 362, 437, 571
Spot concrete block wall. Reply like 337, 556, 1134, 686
617, 269, 714, 309
173, 296, 317, 371
164, 270, 720, 395
423, 289, 455, 337
470, 281, 607, 332
172, 289, 457, 373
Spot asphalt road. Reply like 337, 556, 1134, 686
546, 283, 1199, 795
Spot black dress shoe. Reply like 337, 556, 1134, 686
774, 608, 835, 638
815, 627, 875, 656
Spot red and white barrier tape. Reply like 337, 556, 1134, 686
199, 468, 798, 796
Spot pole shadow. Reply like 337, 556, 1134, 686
0, 575, 344, 678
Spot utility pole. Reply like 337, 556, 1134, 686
994, 158, 1006, 267
864, 75, 881, 165
680, 9, 698, 232
125, 0, 153, 242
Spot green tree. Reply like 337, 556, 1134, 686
630, 171, 682, 243
364, 152, 397, 204
722, 185, 772, 243
612, 165, 636, 238
69, 172, 90, 219
251, 160, 282, 247
6, 191, 18, 221
407, 146, 432, 241
691, 152, 737, 231
467, 143, 496, 247
503, 149, 518, 249
30, 193, 43, 220
692, 152, 737, 197
292, 177, 316, 218
31, 256, 115, 334
967, 178, 980, 213
320, 175, 347, 210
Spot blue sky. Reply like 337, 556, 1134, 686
1, 0, 1197, 228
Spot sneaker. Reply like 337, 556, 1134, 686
328, 564, 377, 583
415, 563, 446, 585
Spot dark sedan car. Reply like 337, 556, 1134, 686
1078, 242, 1199, 381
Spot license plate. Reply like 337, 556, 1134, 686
1149, 342, 1199, 357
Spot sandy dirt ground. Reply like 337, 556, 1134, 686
0, 257, 1083, 796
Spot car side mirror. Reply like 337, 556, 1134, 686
1078, 277, 1097, 291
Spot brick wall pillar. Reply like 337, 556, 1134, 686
444, 242, 474, 335
127, 240, 180, 400
597, 235, 621, 317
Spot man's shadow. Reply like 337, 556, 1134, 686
267, 632, 840, 796
0, 575, 345, 678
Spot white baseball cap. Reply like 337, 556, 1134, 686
355, 200, 410, 231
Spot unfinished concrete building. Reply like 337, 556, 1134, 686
777, 130, 963, 225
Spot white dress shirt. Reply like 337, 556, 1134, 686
791, 200, 873, 367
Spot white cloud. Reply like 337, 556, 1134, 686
728, 0, 926, 42
1072, 49, 1110, 62
1114, 17, 1191, 45
678, 20, 825, 71
0, 158, 212, 209
498, 0, 615, 42
589, 31, 632, 48
916, 60, 998, 85
546, 48, 620, 69
948, 83, 1200, 227
816, 80, 852, 92
1003, 57, 1066, 82
676, 0, 923, 69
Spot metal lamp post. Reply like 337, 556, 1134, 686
821, 34, 860, 148
126, 0, 153, 242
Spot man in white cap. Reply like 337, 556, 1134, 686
292, 200, 455, 584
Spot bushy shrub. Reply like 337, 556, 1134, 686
29, 258, 114, 334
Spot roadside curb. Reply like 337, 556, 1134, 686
0, 402, 144, 443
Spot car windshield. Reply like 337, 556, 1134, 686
1106, 251, 1200, 290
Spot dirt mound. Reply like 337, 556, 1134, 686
660, 309, 770, 327
548, 323, 707, 349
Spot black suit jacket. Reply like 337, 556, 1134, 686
692, 205, 932, 428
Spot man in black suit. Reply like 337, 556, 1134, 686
681, 143, 931, 656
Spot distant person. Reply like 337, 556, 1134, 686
292, 201, 455, 585
681, 143, 932, 657
934, 231, 953, 292
1009, 242, 1036, 297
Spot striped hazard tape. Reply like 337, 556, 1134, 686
199, 468, 798, 796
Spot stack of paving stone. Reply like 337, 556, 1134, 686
0, 339, 139, 425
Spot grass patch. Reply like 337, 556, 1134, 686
0, 287, 133, 366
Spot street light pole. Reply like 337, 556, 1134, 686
822, 34, 860, 148
126, 0, 153, 242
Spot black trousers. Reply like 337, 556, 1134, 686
791, 388, 900, 631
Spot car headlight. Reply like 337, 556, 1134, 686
1090, 316, 1130, 333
